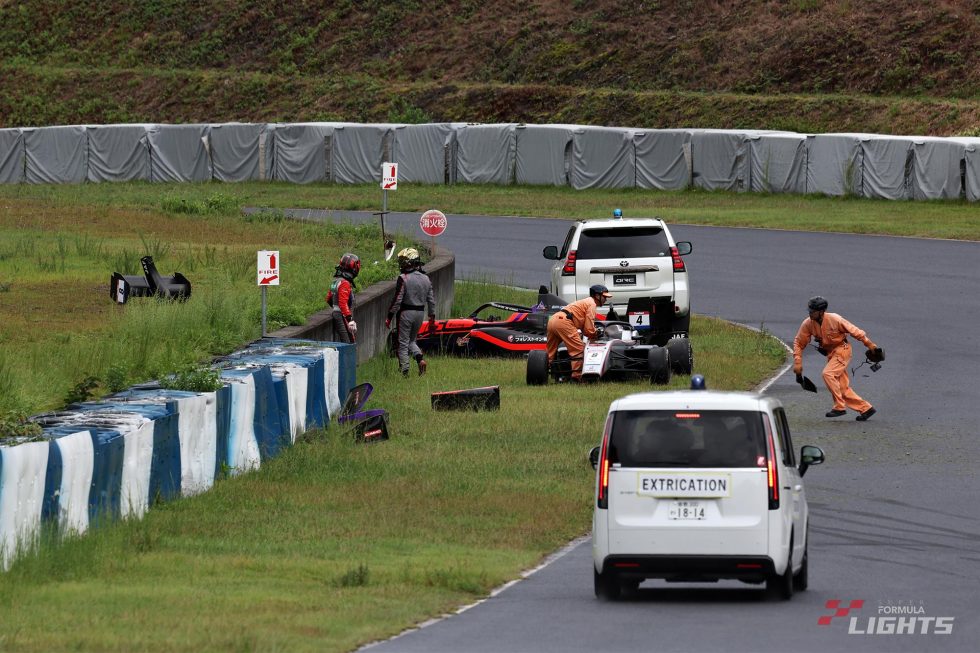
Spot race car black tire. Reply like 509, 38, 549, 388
527, 350, 549, 385
666, 337, 694, 375
648, 347, 672, 385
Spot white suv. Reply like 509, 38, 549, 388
543, 213, 692, 345
590, 379, 825, 600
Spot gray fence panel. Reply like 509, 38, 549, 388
148, 124, 212, 182
692, 130, 772, 192
635, 129, 691, 190
454, 124, 516, 185
957, 138, 980, 202
861, 136, 916, 200
87, 124, 151, 182
332, 123, 398, 184
515, 124, 575, 186
748, 133, 807, 193
0, 128, 24, 184
806, 134, 869, 196
570, 126, 635, 190
272, 123, 334, 184
24, 126, 88, 184
910, 138, 964, 200
392, 123, 463, 184
210, 123, 266, 182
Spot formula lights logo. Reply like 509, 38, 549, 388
818, 599, 954, 635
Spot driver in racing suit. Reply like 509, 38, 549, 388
326, 252, 360, 344
386, 248, 436, 377
546, 284, 612, 381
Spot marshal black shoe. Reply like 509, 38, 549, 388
856, 407, 876, 421
825, 409, 847, 417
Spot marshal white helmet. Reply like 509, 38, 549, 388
397, 247, 421, 271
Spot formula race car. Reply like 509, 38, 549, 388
526, 322, 693, 385
394, 287, 694, 375
397, 288, 568, 357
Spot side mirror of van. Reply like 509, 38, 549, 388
798, 444, 825, 477
543, 245, 559, 260
675, 241, 693, 256
589, 446, 600, 469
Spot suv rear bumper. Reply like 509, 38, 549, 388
599, 555, 776, 583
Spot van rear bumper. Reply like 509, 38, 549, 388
600, 555, 776, 583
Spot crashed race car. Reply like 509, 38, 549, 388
526, 321, 694, 386
398, 287, 694, 375
397, 288, 568, 357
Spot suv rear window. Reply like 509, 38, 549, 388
576, 227, 670, 259
608, 410, 767, 468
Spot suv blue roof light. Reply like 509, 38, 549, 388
690, 375, 706, 390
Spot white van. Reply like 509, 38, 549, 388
591, 380, 825, 600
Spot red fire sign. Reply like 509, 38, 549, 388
419, 209, 447, 237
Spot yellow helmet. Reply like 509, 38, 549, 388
397, 247, 420, 270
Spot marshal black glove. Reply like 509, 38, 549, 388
866, 347, 885, 363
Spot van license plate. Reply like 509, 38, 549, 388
669, 501, 705, 520
613, 274, 636, 285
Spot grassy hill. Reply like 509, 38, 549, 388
1, 0, 979, 135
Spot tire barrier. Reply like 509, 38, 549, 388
0, 337, 355, 570
1, 123, 978, 201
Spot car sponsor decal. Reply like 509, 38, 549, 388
470, 330, 545, 350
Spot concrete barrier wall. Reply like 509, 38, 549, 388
0, 338, 354, 570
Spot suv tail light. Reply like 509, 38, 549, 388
562, 250, 577, 276
670, 246, 686, 272
597, 414, 613, 509
763, 414, 779, 510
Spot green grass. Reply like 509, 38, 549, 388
0, 288, 785, 651
0, 188, 409, 419
2, 179, 976, 420
3, 181, 977, 241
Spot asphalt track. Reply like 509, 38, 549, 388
275, 209, 980, 653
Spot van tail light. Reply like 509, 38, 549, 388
562, 250, 577, 276
670, 246, 686, 272
763, 414, 779, 510
597, 414, 613, 509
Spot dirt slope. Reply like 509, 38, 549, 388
1, 1, 978, 134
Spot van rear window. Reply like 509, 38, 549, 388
609, 410, 767, 468
576, 227, 670, 259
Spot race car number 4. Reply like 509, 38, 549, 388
629, 311, 650, 327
